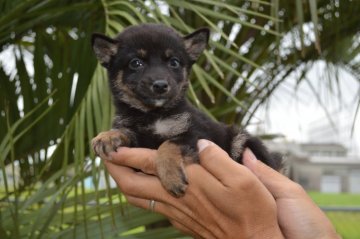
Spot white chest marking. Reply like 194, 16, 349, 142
152, 112, 191, 138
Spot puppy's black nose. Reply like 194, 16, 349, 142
152, 80, 169, 94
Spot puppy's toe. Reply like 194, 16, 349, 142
168, 181, 188, 197
91, 130, 126, 159
111, 137, 123, 151
156, 141, 191, 197
160, 166, 189, 198
91, 139, 107, 159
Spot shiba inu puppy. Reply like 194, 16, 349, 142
91, 24, 282, 197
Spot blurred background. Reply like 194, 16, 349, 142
1, 0, 359, 238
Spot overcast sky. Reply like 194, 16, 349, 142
249, 61, 360, 156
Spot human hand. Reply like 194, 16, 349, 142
242, 146, 340, 239
103, 140, 284, 239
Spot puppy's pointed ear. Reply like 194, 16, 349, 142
91, 33, 118, 67
183, 28, 210, 63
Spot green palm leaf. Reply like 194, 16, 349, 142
1, 0, 359, 238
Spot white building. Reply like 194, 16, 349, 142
266, 140, 360, 193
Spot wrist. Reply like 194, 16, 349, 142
247, 225, 284, 239
319, 232, 342, 239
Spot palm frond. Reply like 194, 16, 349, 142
1, 0, 359, 238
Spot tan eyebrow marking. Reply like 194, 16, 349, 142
165, 48, 173, 58
137, 49, 147, 58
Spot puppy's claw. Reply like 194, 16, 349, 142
91, 130, 126, 159
169, 184, 187, 198
159, 166, 189, 198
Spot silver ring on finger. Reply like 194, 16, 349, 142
149, 199, 156, 212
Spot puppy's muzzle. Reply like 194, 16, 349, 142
151, 80, 169, 95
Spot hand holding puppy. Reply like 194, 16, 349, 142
103, 140, 340, 239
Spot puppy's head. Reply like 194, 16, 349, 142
92, 24, 209, 112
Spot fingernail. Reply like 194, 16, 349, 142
197, 139, 213, 153
245, 148, 257, 162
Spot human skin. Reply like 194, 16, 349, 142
103, 139, 339, 239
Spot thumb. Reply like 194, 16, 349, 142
243, 149, 298, 199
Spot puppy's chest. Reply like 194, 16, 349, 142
148, 112, 192, 138
119, 112, 192, 141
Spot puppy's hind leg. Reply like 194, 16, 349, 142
230, 128, 283, 170
229, 130, 248, 162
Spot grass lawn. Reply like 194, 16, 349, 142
308, 192, 360, 206
308, 192, 360, 239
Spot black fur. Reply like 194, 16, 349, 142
91, 24, 282, 196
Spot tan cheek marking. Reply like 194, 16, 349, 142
113, 72, 151, 112
114, 71, 130, 93
182, 68, 188, 79
114, 71, 139, 98
113, 70, 124, 90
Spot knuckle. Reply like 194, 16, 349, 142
235, 176, 254, 191
200, 144, 229, 159
124, 195, 136, 205
118, 177, 136, 194
228, 168, 254, 189
288, 181, 305, 195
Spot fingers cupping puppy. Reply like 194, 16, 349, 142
103, 140, 283, 239
104, 149, 217, 239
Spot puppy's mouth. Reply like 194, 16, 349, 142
142, 97, 169, 108
138, 86, 173, 108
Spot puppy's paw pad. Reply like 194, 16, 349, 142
91, 130, 126, 159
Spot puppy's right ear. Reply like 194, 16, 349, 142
91, 33, 118, 68
184, 28, 210, 63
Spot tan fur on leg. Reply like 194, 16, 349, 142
156, 141, 188, 197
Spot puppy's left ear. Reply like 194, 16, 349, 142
184, 28, 210, 62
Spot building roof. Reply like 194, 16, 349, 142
309, 156, 360, 165
300, 142, 347, 151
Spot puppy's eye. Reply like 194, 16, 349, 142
129, 58, 144, 70
168, 57, 180, 69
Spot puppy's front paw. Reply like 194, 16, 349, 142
159, 166, 188, 197
156, 141, 189, 197
91, 130, 127, 159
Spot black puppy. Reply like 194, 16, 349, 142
91, 24, 282, 197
